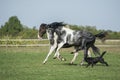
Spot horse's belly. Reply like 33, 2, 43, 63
62, 43, 73, 48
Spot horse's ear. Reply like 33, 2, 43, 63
40, 23, 48, 29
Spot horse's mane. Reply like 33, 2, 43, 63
40, 23, 47, 28
40, 23, 47, 26
48, 22, 66, 29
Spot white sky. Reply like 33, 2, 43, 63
0, 0, 120, 31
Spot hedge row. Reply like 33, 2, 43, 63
0, 39, 49, 45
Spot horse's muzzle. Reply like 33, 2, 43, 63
38, 34, 43, 40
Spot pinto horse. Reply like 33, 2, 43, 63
38, 22, 107, 64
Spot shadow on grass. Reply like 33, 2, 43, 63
53, 62, 110, 67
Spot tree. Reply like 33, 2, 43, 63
0, 16, 23, 38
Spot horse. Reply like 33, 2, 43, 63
38, 22, 107, 64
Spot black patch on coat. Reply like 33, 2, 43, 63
57, 30, 66, 43
50, 39, 54, 45
62, 43, 74, 48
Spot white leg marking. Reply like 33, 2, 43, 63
80, 59, 84, 66
53, 51, 60, 59
80, 50, 91, 65
70, 52, 78, 64
43, 45, 57, 64
54, 42, 65, 60
88, 50, 91, 57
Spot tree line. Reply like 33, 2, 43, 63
0, 16, 37, 39
0, 16, 120, 39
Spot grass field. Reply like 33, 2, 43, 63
0, 46, 120, 80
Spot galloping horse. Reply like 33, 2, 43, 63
38, 22, 107, 64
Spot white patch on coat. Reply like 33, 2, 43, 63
61, 27, 75, 44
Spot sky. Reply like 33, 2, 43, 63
0, 0, 120, 31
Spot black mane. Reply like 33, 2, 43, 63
40, 23, 47, 28
47, 22, 66, 29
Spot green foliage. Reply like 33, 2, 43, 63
0, 16, 38, 39
69, 25, 120, 39
19, 26, 38, 39
0, 16, 23, 37
107, 31, 120, 39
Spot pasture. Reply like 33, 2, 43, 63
0, 46, 120, 80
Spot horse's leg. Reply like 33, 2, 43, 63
54, 42, 66, 61
70, 46, 80, 64
43, 44, 57, 64
88, 50, 91, 57
53, 51, 60, 59
53, 47, 58, 59
70, 52, 78, 64
55, 51, 66, 61
80, 47, 88, 65
80, 50, 91, 65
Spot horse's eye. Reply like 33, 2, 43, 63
39, 29, 41, 31
43, 27, 46, 29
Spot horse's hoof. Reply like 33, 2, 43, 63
43, 62, 46, 64
80, 63, 84, 66
43, 61, 46, 64
61, 58, 66, 61
53, 57, 57, 59
70, 62, 73, 65
70, 52, 74, 54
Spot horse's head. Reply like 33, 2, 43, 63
38, 22, 66, 39
38, 23, 47, 39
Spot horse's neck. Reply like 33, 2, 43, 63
46, 26, 74, 41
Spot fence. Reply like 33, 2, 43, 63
0, 39, 48, 47
0, 39, 120, 47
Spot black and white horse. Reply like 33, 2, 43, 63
38, 22, 107, 64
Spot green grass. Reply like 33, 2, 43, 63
0, 47, 120, 80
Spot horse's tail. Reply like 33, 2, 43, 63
91, 45, 100, 56
95, 32, 108, 42
100, 51, 106, 58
